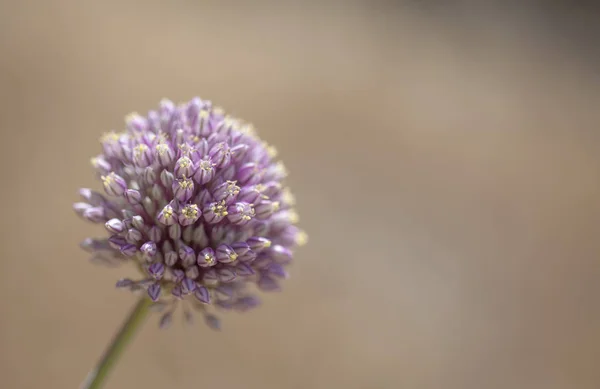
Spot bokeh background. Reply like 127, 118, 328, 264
1, 1, 599, 388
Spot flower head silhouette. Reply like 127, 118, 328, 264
75, 97, 306, 329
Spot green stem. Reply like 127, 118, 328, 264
80, 296, 153, 389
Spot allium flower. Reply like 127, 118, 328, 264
75, 97, 307, 329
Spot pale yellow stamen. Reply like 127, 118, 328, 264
267, 145, 278, 158
275, 161, 288, 176
295, 231, 308, 246
100, 172, 117, 190
125, 111, 140, 124
181, 204, 199, 219
226, 181, 240, 195
204, 254, 215, 264
157, 132, 169, 142
199, 160, 213, 171
212, 201, 228, 217
239, 204, 255, 221
178, 178, 193, 189
163, 206, 174, 218
178, 157, 192, 168
282, 187, 296, 206
156, 143, 169, 155
100, 131, 120, 143
133, 144, 149, 158
272, 201, 281, 213
287, 210, 299, 224
240, 123, 256, 137
178, 143, 195, 155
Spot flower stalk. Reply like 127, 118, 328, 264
80, 297, 152, 389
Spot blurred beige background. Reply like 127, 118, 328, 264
1, 1, 599, 388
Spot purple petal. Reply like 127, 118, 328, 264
262, 181, 282, 197
230, 143, 249, 161
184, 310, 195, 325
126, 228, 142, 244
159, 312, 173, 329
204, 314, 221, 331
197, 247, 216, 267
231, 242, 250, 256
178, 244, 196, 267
236, 262, 255, 276
185, 265, 200, 279
73, 202, 92, 216
79, 188, 106, 205
148, 263, 165, 279
171, 285, 183, 298
194, 286, 211, 304
81, 238, 110, 252
105, 218, 124, 234
155, 143, 175, 167
108, 235, 127, 249
202, 201, 228, 224
144, 166, 157, 185
160, 169, 175, 188
168, 224, 182, 240
147, 283, 161, 302
202, 269, 218, 285
165, 251, 178, 266
215, 284, 234, 298
216, 300, 234, 310
157, 204, 176, 226
101, 172, 127, 196
83, 206, 106, 223
216, 244, 237, 263
132, 143, 153, 168
131, 215, 145, 230
246, 236, 271, 253
193, 158, 215, 185
236, 162, 261, 185
234, 296, 261, 312
257, 275, 281, 292
140, 241, 157, 257
174, 156, 196, 178
252, 253, 272, 269
182, 277, 197, 294
148, 226, 162, 242
120, 244, 137, 257
254, 200, 278, 219
267, 263, 288, 279
173, 178, 194, 202
212, 180, 240, 204
270, 245, 293, 264
115, 278, 133, 288
208, 142, 231, 169
226, 202, 255, 225
238, 249, 257, 263
217, 268, 237, 283
172, 269, 185, 282
125, 189, 142, 204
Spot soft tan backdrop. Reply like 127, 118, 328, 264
1, 1, 599, 388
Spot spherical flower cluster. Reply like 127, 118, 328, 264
74, 98, 306, 329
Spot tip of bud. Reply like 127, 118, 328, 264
295, 231, 308, 246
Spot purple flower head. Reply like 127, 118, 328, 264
74, 97, 306, 329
